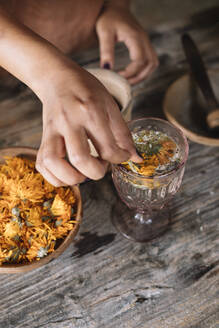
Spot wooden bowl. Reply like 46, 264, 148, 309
163, 70, 219, 146
87, 68, 132, 121
86, 68, 133, 157
0, 147, 82, 273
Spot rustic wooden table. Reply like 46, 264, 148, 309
0, 8, 219, 328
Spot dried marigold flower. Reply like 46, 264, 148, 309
0, 156, 77, 264
122, 130, 179, 178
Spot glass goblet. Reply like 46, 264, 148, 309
111, 117, 189, 242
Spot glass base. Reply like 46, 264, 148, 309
112, 199, 170, 243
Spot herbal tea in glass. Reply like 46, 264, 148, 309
112, 118, 189, 242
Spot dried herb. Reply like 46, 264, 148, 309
122, 130, 179, 177
135, 142, 162, 157
0, 156, 77, 264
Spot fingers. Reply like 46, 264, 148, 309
128, 63, 156, 85
36, 134, 86, 186
119, 35, 146, 78
97, 28, 115, 69
64, 127, 108, 180
119, 33, 159, 84
119, 60, 145, 78
108, 102, 143, 163
87, 125, 130, 164
85, 101, 131, 163
36, 163, 66, 187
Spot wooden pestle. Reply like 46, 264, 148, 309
182, 33, 219, 131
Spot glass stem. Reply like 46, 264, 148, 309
134, 210, 154, 225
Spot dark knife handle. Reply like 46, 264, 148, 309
182, 33, 218, 111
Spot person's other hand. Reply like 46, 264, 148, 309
36, 61, 142, 186
96, 4, 159, 84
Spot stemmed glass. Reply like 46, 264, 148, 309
112, 118, 189, 242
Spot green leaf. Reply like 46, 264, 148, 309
42, 216, 51, 222
13, 235, 20, 242
25, 220, 33, 227
11, 207, 20, 217
136, 142, 162, 156
43, 199, 53, 209
55, 219, 63, 227
37, 247, 48, 258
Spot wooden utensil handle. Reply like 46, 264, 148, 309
182, 34, 218, 111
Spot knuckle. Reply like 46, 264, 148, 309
101, 145, 129, 163
129, 29, 140, 39
116, 125, 132, 137
62, 171, 84, 186
69, 153, 86, 167
80, 95, 98, 119
99, 29, 111, 38
58, 106, 70, 125
111, 157, 128, 164
101, 144, 117, 160
43, 154, 54, 167
83, 93, 96, 107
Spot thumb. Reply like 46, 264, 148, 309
97, 28, 115, 69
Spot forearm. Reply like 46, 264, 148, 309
0, 7, 72, 101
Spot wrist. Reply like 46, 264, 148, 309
34, 55, 84, 106
30, 51, 76, 103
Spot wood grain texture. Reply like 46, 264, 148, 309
0, 6, 219, 328
163, 70, 219, 146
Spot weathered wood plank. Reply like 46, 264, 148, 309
0, 5, 219, 328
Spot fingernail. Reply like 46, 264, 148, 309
103, 63, 111, 70
131, 149, 144, 163
132, 156, 143, 163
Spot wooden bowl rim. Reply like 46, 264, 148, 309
0, 147, 82, 273
163, 70, 219, 146
86, 67, 132, 109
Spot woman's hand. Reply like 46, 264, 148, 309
96, 2, 159, 84
0, 5, 142, 187
36, 61, 142, 186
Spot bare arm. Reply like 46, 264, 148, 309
0, 6, 141, 186
0, 7, 70, 100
